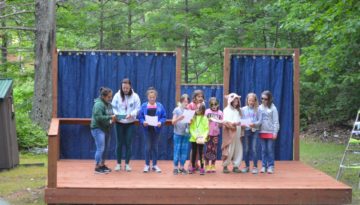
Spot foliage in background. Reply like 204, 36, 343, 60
0, 63, 47, 149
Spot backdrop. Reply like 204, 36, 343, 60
230, 55, 294, 160
57, 51, 176, 160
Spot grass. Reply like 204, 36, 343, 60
0, 139, 359, 204
300, 138, 360, 204
0, 153, 47, 205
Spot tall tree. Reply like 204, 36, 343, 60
32, 0, 56, 129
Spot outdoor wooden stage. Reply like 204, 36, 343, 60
45, 160, 352, 205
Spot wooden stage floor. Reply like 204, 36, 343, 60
45, 160, 352, 204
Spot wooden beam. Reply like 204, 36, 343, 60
223, 48, 230, 108
47, 118, 60, 188
293, 48, 300, 161
227, 47, 296, 52
175, 48, 182, 103
58, 118, 174, 126
58, 49, 176, 53
51, 48, 58, 118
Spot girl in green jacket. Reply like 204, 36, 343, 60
189, 104, 209, 175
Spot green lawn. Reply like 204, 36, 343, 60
301, 138, 360, 204
0, 140, 359, 204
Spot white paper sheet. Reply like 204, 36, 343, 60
209, 117, 223, 124
180, 110, 196, 123
240, 118, 252, 127
145, 115, 159, 126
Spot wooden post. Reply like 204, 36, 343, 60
52, 48, 58, 118
176, 48, 182, 103
48, 118, 60, 188
223, 48, 230, 108
293, 48, 300, 161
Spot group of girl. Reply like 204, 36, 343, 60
90, 79, 279, 175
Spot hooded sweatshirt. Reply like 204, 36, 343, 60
258, 103, 279, 135
111, 89, 141, 123
90, 98, 114, 132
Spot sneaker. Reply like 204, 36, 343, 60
173, 168, 179, 175
114, 164, 121, 172
205, 165, 211, 173
143, 165, 150, 173
125, 164, 132, 172
179, 168, 188, 175
251, 167, 258, 174
101, 165, 112, 173
232, 167, 241, 173
95, 167, 107, 174
267, 167, 274, 174
223, 166, 230, 174
241, 167, 249, 173
188, 167, 195, 174
152, 165, 162, 173
210, 165, 216, 173
260, 167, 266, 173
200, 168, 205, 175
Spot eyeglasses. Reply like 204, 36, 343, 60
210, 103, 218, 107
261, 98, 268, 101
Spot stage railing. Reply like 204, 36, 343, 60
47, 117, 173, 188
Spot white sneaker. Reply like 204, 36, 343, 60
114, 164, 121, 172
267, 166, 274, 174
125, 164, 132, 172
260, 167, 266, 173
152, 165, 162, 173
143, 165, 150, 173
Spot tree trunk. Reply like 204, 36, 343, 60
0, 0, 7, 70
99, 0, 104, 49
127, 0, 132, 49
184, 0, 189, 83
32, 0, 56, 129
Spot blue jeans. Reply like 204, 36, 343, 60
243, 130, 259, 168
173, 134, 190, 167
260, 138, 275, 168
91, 128, 111, 165
144, 129, 160, 166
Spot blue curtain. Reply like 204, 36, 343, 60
58, 51, 176, 160
181, 84, 224, 160
230, 55, 294, 160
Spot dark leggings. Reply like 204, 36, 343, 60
191, 142, 204, 169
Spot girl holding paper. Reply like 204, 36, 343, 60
138, 87, 167, 173
171, 94, 191, 175
112, 78, 141, 172
240, 93, 261, 174
221, 93, 243, 174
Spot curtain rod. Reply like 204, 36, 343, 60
231, 53, 294, 57
226, 47, 296, 52
57, 49, 176, 53
182, 83, 223, 86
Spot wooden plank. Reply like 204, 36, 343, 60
223, 48, 230, 108
45, 187, 351, 205
227, 47, 296, 52
58, 49, 176, 53
51, 48, 58, 118
59, 118, 173, 126
293, 48, 300, 160
176, 48, 182, 103
47, 118, 60, 188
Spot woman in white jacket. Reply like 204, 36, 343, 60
111, 78, 141, 172
221, 93, 243, 173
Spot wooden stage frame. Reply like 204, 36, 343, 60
46, 48, 352, 204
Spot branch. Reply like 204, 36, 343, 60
0, 26, 35, 31
0, 10, 34, 19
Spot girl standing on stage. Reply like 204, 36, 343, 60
139, 87, 167, 173
241, 93, 261, 174
172, 94, 191, 175
188, 104, 209, 175
90, 87, 116, 174
258, 90, 279, 174
204, 97, 223, 173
